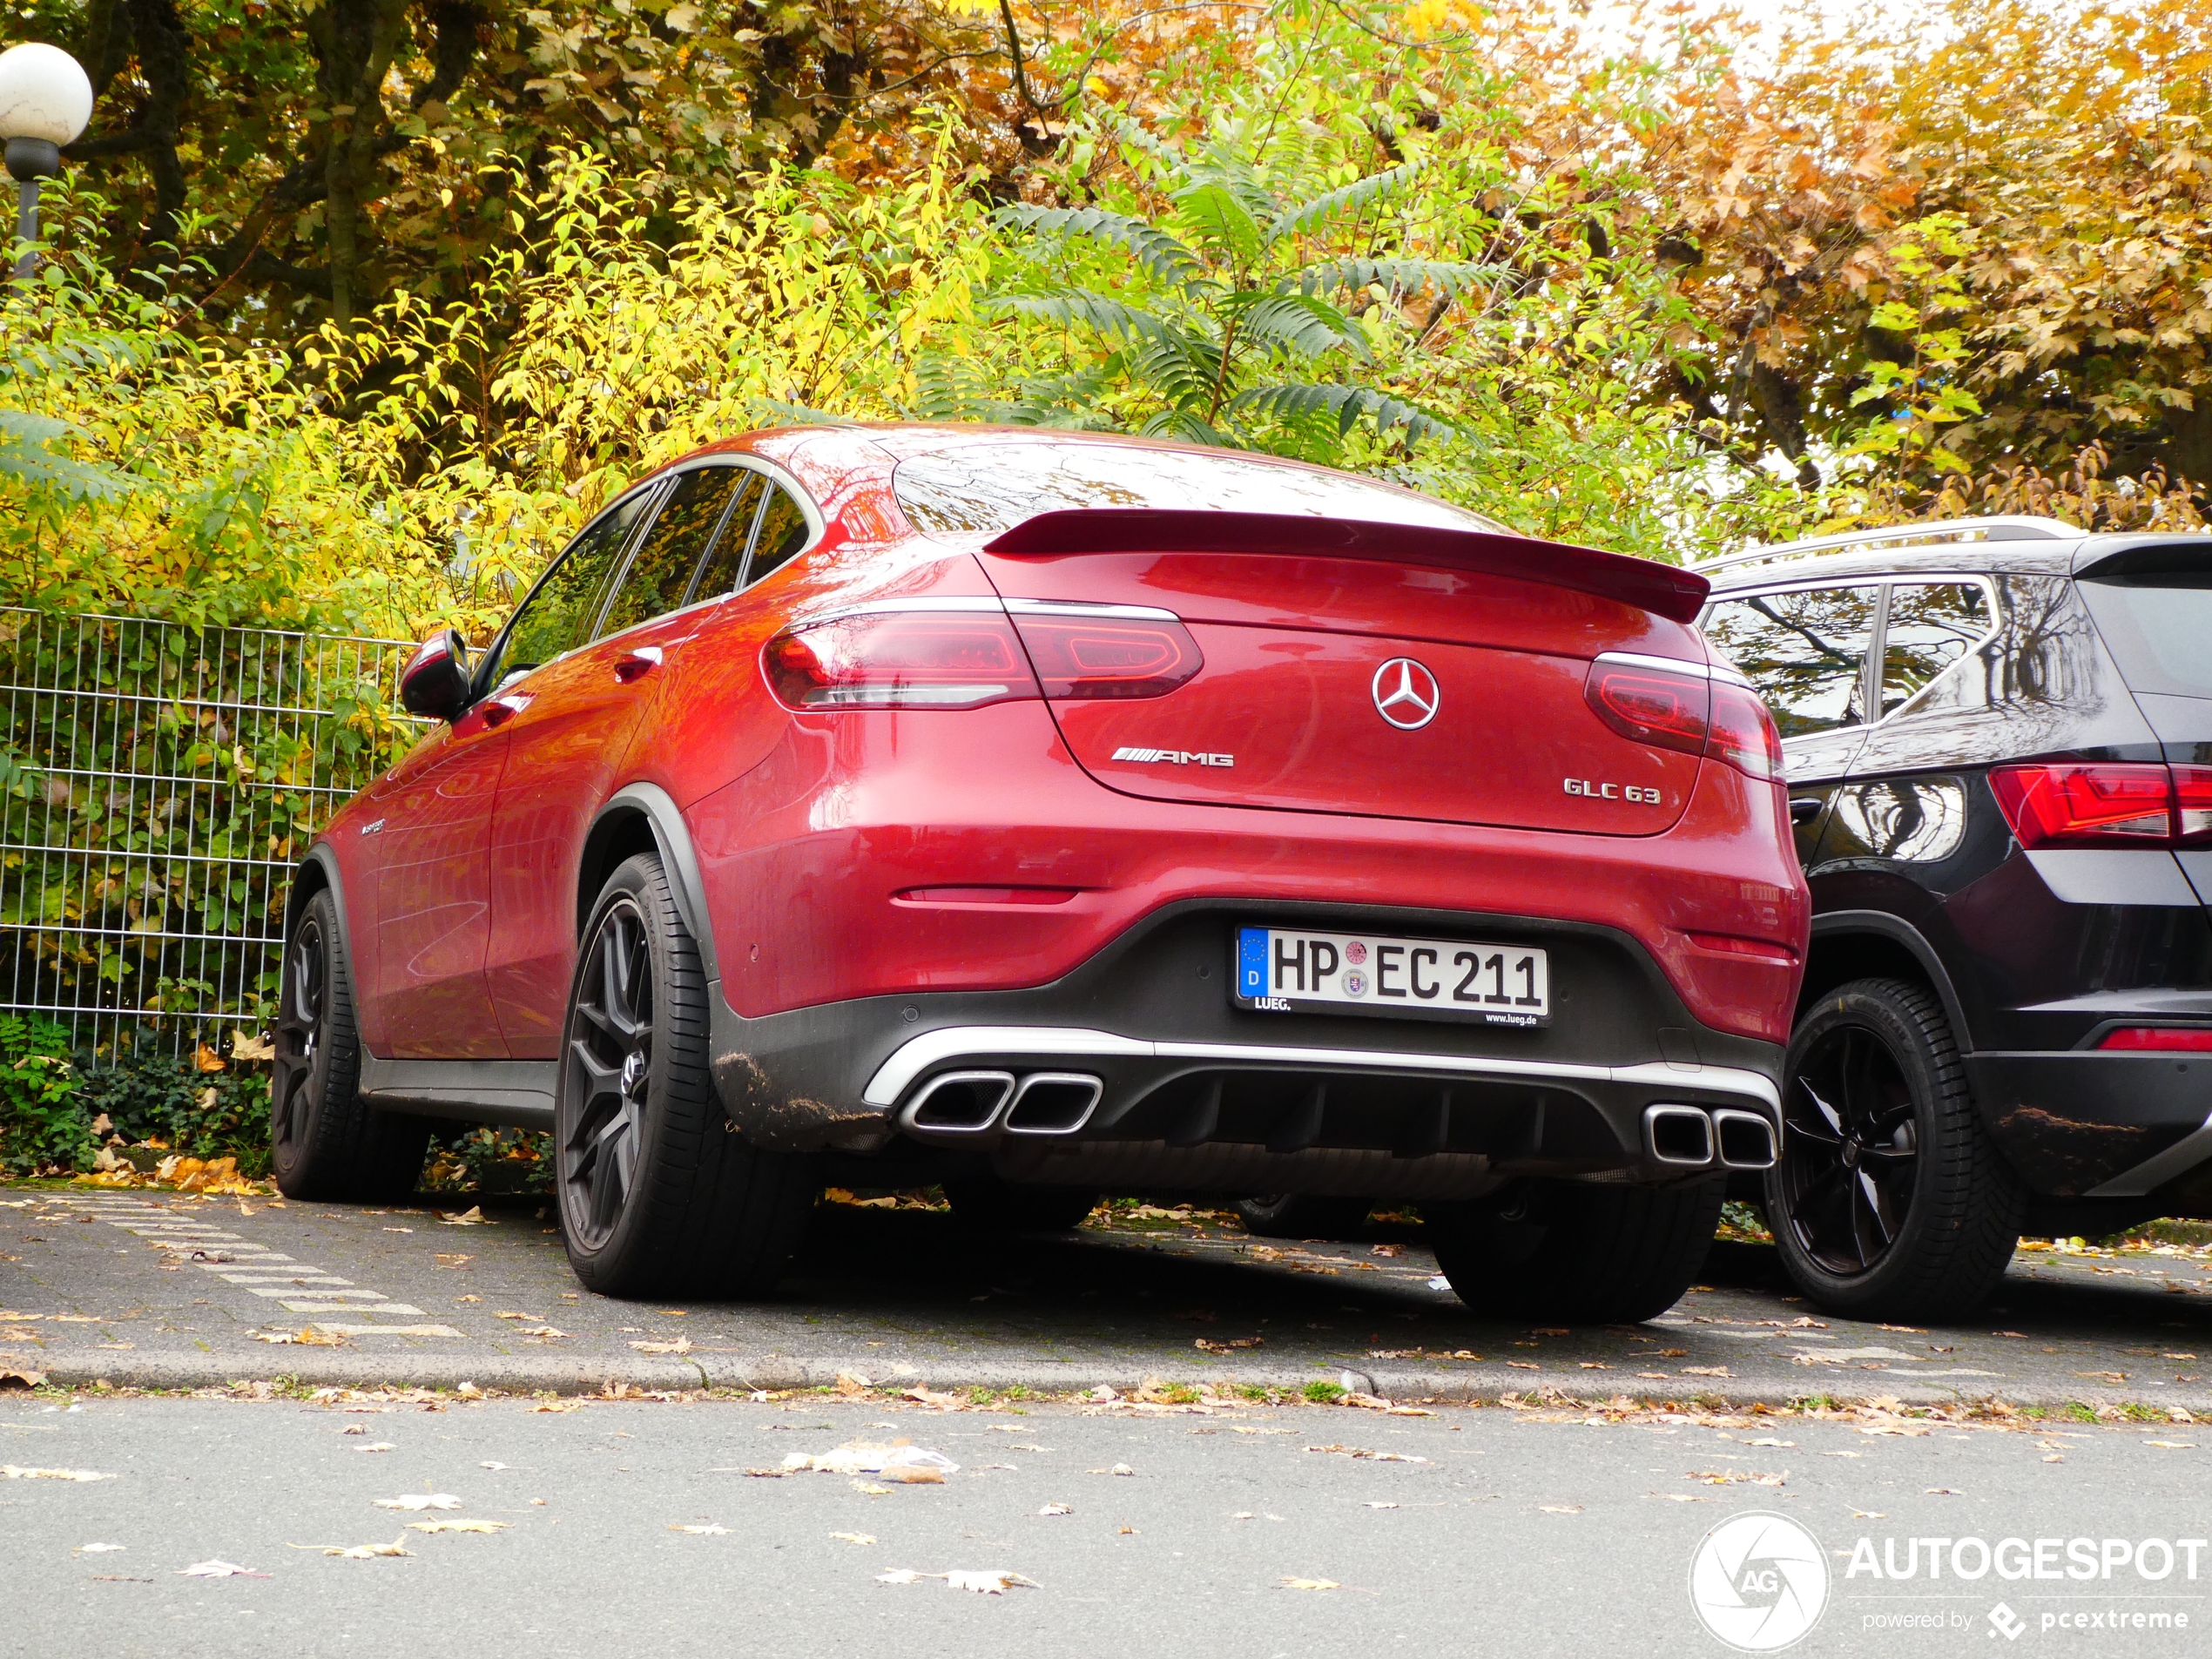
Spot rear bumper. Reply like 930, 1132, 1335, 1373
707, 898, 1784, 1196
1972, 1044, 2212, 1199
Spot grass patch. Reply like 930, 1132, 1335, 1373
1303, 1380, 1347, 1404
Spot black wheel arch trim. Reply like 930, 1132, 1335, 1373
287, 842, 354, 978
580, 784, 718, 981
1804, 910, 1974, 1050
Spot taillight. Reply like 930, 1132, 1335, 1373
1582, 658, 1780, 782
762, 613, 1040, 710
1009, 615, 1203, 700
2177, 765, 2212, 846
1707, 681, 1784, 783
1584, 668, 1710, 756
2098, 1027, 2212, 1052
1989, 763, 2183, 848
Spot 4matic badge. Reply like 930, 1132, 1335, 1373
1111, 746, 1234, 768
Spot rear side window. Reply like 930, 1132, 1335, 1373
1880, 581, 1992, 716
1701, 586, 1878, 736
489, 488, 658, 685
597, 466, 752, 639
744, 485, 811, 588
2079, 574, 2212, 698
894, 442, 1506, 536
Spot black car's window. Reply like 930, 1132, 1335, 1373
597, 466, 752, 639
893, 442, 1506, 536
742, 484, 812, 589
1880, 581, 1992, 717
2079, 574, 2212, 698
486, 488, 658, 687
1702, 585, 1878, 736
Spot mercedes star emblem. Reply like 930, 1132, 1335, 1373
1372, 657, 1440, 730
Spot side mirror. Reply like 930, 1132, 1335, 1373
400, 629, 473, 721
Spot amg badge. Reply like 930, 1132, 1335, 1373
1111, 746, 1234, 767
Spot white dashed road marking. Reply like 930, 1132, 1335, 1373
56, 1197, 462, 1337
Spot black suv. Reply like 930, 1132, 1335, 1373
1698, 516, 2212, 1318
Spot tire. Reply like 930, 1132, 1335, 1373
269, 888, 431, 1202
1426, 1175, 1725, 1324
1234, 1194, 1372, 1240
1764, 976, 2023, 1321
945, 1176, 1099, 1234
555, 851, 818, 1298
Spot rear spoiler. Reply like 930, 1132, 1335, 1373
983, 509, 1710, 624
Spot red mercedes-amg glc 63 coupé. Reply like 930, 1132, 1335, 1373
273, 427, 1808, 1320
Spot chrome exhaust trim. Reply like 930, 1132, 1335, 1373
1713, 1108, 1778, 1170
1643, 1103, 1716, 1168
1001, 1073, 1104, 1136
897, 1070, 1015, 1136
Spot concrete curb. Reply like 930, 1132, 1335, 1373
24, 1348, 2209, 1412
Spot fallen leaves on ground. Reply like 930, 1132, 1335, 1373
1193, 1336, 1263, 1352
374, 1494, 462, 1511
1361, 1501, 1399, 1510
668, 1524, 729, 1535
1538, 1505, 1583, 1514
630, 1338, 692, 1354
3, 1466, 112, 1481
1680, 1366, 1732, 1378
351, 1443, 397, 1453
780, 1446, 959, 1481
439, 1208, 489, 1225
830, 1532, 875, 1545
253, 1328, 345, 1346
293, 1537, 411, 1559
435, 1254, 473, 1269
0, 1368, 47, 1388
1281, 1577, 1339, 1591
408, 1520, 509, 1534
1037, 1502, 1072, 1516
949, 1569, 1042, 1593
76, 1543, 125, 1554
178, 1561, 267, 1577
1301, 1446, 1429, 1464
1687, 1470, 1786, 1487
852, 1481, 894, 1495
516, 1326, 569, 1339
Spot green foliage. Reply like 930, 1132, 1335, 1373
1302, 1379, 1347, 1403
71, 1048, 272, 1175
0, 1015, 86, 1177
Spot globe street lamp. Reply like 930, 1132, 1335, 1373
0, 42, 93, 285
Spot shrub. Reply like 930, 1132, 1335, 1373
0, 1015, 88, 1175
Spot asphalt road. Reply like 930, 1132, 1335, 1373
3, 1392, 2208, 1658
3, 1185, 2210, 1409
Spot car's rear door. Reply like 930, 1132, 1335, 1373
483, 462, 760, 1055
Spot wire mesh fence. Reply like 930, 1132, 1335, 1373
0, 608, 421, 1057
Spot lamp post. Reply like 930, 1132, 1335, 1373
0, 42, 93, 285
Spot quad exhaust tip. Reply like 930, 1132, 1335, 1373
900, 1070, 1103, 1140
1713, 1108, 1778, 1170
1643, 1103, 1779, 1170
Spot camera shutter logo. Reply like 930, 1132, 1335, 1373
1688, 1511, 1830, 1651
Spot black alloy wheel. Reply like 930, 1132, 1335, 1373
1426, 1174, 1724, 1324
562, 894, 655, 1251
553, 851, 818, 1298
268, 887, 430, 1202
1777, 1024, 1920, 1275
1763, 977, 2023, 1321
271, 910, 329, 1170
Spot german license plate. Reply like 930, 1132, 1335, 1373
1232, 926, 1549, 1027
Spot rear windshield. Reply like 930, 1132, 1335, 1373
893, 442, 1505, 537
2079, 574, 2212, 698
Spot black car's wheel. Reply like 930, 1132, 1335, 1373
1764, 977, 2022, 1320
270, 888, 430, 1202
945, 1176, 1099, 1233
556, 851, 818, 1298
1427, 1175, 1724, 1324
1233, 1194, 1372, 1240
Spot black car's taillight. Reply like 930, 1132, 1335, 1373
1988, 762, 2209, 849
